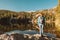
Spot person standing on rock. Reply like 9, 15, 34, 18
37, 14, 43, 36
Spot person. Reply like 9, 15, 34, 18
37, 14, 43, 36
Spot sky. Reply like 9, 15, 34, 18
0, 0, 58, 12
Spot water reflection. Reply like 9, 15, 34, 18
0, 17, 33, 32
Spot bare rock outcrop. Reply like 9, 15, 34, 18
0, 33, 60, 40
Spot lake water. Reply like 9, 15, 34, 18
4, 30, 56, 38
5, 30, 39, 35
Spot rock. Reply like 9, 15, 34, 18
0, 34, 9, 40
0, 33, 60, 40
0, 31, 4, 35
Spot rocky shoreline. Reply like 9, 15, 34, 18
0, 33, 60, 40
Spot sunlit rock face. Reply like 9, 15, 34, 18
53, 1, 60, 31
55, 13, 60, 31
